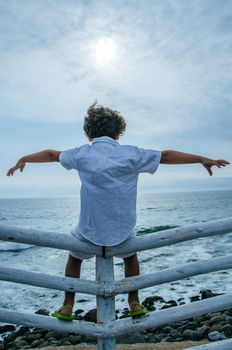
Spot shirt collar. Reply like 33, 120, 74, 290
92, 136, 119, 145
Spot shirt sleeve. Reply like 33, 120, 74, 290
59, 148, 79, 170
137, 148, 162, 174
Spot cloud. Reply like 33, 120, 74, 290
0, 0, 231, 140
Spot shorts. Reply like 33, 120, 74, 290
69, 229, 136, 260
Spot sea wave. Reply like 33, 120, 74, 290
136, 225, 178, 235
0, 242, 36, 252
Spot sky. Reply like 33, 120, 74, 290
0, 0, 231, 198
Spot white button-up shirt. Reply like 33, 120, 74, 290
59, 136, 161, 246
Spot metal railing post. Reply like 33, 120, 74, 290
96, 253, 116, 350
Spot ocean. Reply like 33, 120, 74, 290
0, 190, 232, 324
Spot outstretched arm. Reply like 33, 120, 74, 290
160, 150, 229, 176
7, 150, 61, 176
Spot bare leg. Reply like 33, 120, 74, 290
58, 254, 82, 316
123, 253, 142, 311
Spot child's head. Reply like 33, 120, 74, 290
84, 101, 126, 140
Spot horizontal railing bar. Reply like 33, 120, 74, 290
1, 293, 232, 339
112, 254, 232, 294
107, 217, 232, 256
184, 338, 232, 349
104, 293, 232, 337
0, 267, 104, 295
0, 218, 232, 257
1, 254, 232, 297
0, 308, 104, 337
0, 224, 101, 255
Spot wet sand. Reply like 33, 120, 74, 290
36, 341, 209, 350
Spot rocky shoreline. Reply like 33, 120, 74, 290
1, 289, 232, 349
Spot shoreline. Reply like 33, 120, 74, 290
1, 289, 232, 349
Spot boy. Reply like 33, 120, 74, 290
7, 102, 229, 320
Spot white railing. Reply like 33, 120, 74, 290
0, 217, 232, 350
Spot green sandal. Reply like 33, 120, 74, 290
51, 305, 74, 321
129, 302, 148, 319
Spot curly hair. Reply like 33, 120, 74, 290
83, 101, 126, 140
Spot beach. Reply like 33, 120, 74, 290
32, 342, 209, 350
1, 289, 232, 349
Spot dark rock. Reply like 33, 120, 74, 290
31, 339, 42, 348
82, 335, 97, 343
193, 316, 205, 324
32, 327, 48, 334
116, 331, 145, 344
224, 310, 231, 316
37, 340, 51, 347
84, 308, 97, 323
225, 316, 232, 325
160, 302, 177, 309
160, 336, 173, 342
209, 315, 225, 325
200, 320, 210, 327
200, 289, 222, 299
207, 312, 222, 319
220, 324, 232, 336
172, 321, 186, 329
210, 322, 225, 332
119, 312, 130, 319
155, 332, 168, 342
182, 329, 197, 340
51, 294, 59, 298
69, 335, 81, 344
170, 330, 182, 339
167, 299, 178, 306
182, 321, 198, 330
177, 297, 185, 303
34, 309, 50, 316
208, 331, 223, 341
196, 325, 209, 340
62, 340, 72, 345
74, 309, 84, 315
162, 326, 173, 334
0, 324, 16, 334
3, 331, 18, 344
19, 326, 31, 335
44, 330, 67, 340
142, 295, 165, 308
175, 337, 184, 341
77, 298, 89, 302
14, 337, 29, 348
27, 333, 41, 341
190, 295, 200, 302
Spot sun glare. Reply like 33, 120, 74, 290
90, 37, 119, 68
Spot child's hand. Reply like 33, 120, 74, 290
202, 159, 230, 176
7, 159, 26, 176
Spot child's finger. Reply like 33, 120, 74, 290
7, 168, 13, 176
205, 166, 212, 176
7, 167, 16, 176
